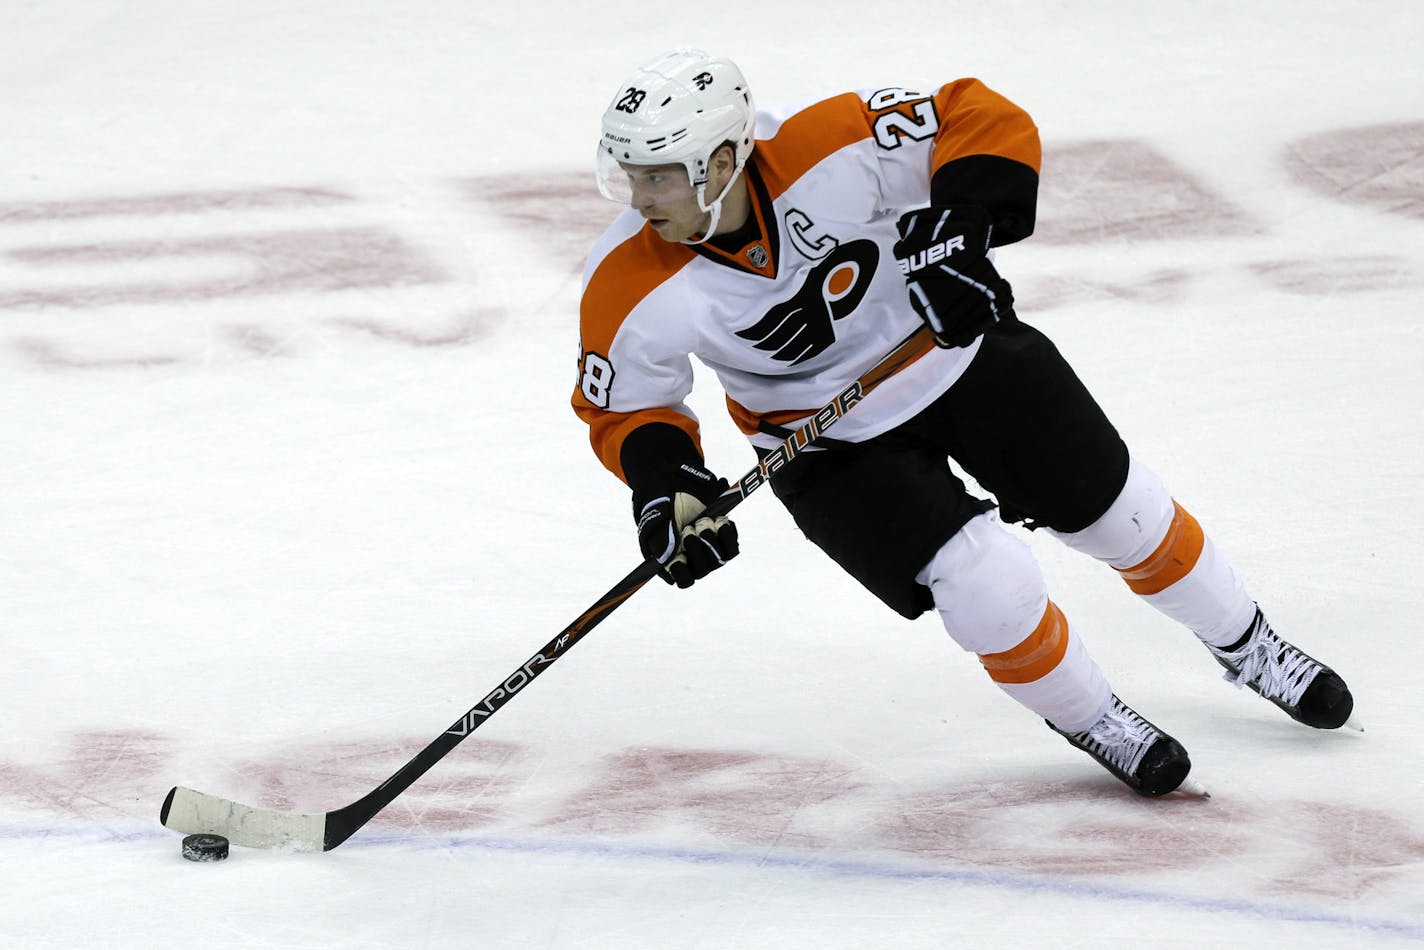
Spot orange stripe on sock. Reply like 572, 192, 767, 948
1116, 501, 1204, 595
979, 601, 1070, 685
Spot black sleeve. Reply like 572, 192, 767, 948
619, 422, 704, 496
930, 155, 1040, 247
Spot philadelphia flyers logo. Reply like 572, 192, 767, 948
735, 240, 878, 365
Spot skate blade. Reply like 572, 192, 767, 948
1340, 713, 1364, 733
1175, 776, 1211, 799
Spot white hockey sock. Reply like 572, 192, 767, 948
1049, 456, 1256, 646
985, 602, 1112, 734
917, 512, 1111, 731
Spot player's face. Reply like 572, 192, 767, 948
620, 162, 709, 242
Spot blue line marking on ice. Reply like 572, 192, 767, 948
9, 823, 1422, 941
358, 830, 1424, 942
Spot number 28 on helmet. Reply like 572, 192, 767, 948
595, 48, 756, 215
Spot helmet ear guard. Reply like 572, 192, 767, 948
596, 49, 756, 233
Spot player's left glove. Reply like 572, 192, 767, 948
893, 205, 1015, 349
631, 460, 740, 589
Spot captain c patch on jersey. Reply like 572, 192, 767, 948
735, 239, 879, 366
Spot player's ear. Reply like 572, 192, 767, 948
709, 141, 737, 184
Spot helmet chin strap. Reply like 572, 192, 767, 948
682, 195, 723, 246
680, 163, 745, 246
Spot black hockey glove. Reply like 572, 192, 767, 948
893, 205, 1015, 349
631, 460, 740, 589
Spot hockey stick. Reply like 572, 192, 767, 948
160, 325, 936, 852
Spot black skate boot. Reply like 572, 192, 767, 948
1207, 607, 1355, 730
1049, 695, 1192, 797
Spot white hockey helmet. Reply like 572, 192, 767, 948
596, 49, 755, 218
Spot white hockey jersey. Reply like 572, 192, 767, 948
573, 79, 1041, 484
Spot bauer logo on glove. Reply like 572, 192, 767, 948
895, 232, 967, 275
893, 205, 1015, 349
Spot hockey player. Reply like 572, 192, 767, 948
572, 49, 1356, 796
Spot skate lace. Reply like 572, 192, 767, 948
1221, 626, 1317, 706
1073, 702, 1155, 775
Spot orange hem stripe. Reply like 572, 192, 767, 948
979, 601, 1070, 685
1116, 501, 1204, 595
721, 334, 939, 436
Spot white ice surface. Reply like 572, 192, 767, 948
3, 2, 1423, 947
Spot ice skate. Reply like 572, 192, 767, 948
1050, 695, 1193, 796
1208, 607, 1357, 730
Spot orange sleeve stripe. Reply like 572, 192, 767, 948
1116, 502, 1205, 595
575, 227, 701, 484
754, 84, 1040, 204
753, 93, 876, 200
570, 399, 702, 485
930, 79, 1042, 175
979, 600, 1070, 685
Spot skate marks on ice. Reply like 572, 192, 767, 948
2, 124, 1422, 370
473, 124, 1424, 307
1282, 121, 1424, 222
4, 731, 1423, 918
1026, 123, 1424, 306
1, 227, 446, 310
453, 174, 620, 282
0, 185, 496, 368
0, 729, 170, 826
1030, 139, 1260, 244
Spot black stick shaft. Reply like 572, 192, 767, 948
322, 326, 934, 849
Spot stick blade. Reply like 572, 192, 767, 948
162, 786, 327, 852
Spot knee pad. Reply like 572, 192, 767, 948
1048, 455, 1174, 568
1050, 455, 1254, 642
915, 511, 1048, 655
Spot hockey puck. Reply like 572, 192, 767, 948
181, 833, 230, 862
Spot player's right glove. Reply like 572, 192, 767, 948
893, 205, 1015, 349
631, 460, 740, 589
